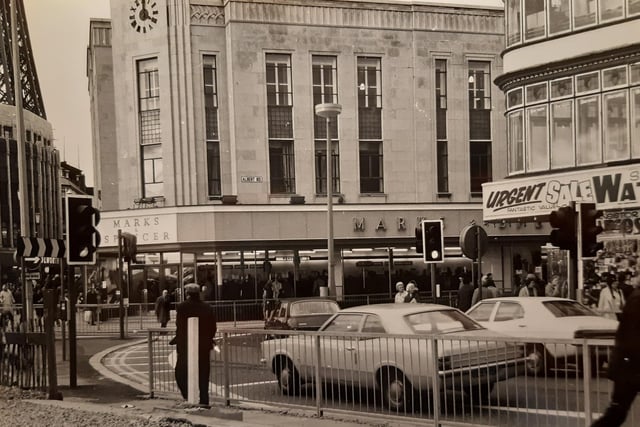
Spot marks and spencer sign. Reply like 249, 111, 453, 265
97, 212, 178, 247
483, 164, 640, 222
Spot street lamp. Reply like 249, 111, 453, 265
314, 103, 342, 297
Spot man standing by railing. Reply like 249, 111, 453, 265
174, 283, 217, 407
155, 289, 171, 328
592, 272, 640, 427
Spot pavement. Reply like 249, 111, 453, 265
35, 324, 432, 427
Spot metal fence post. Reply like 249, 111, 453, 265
582, 338, 592, 426
223, 332, 230, 406
314, 334, 323, 417
233, 302, 237, 327
429, 336, 440, 427
148, 330, 155, 398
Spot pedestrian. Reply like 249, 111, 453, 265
404, 282, 420, 303
591, 273, 640, 427
472, 275, 497, 305
173, 283, 217, 406
263, 278, 275, 321
394, 281, 407, 303
457, 276, 474, 312
598, 274, 625, 321
0, 283, 15, 329
545, 275, 562, 297
155, 289, 171, 328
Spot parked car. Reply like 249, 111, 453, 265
466, 297, 618, 375
265, 298, 340, 331
261, 303, 523, 411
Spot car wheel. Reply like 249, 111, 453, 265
379, 368, 412, 412
525, 344, 550, 376
275, 357, 300, 396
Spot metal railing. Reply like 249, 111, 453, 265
144, 327, 640, 426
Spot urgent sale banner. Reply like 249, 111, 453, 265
482, 164, 640, 222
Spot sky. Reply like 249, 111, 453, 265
24, 0, 111, 187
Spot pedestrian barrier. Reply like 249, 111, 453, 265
144, 327, 639, 426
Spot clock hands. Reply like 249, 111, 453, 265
139, 0, 149, 21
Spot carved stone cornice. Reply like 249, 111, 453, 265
191, 5, 225, 26
191, 0, 503, 34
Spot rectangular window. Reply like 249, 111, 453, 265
359, 141, 383, 193
269, 140, 295, 194
574, 0, 597, 28
469, 61, 492, 193
435, 59, 448, 193
603, 90, 630, 161
630, 0, 640, 15
602, 66, 628, 89
526, 105, 549, 171
508, 111, 524, 174
313, 55, 339, 194
576, 96, 602, 165
137, 57, 162, 198
267, 54, 295, 193
358, 57, 383, 193
549, 0, 571, 34
600, 0, 624, 21
550, 77, 574, 99
550, 100, 575, 168
142, 144, 163, 197
632, 88, 640, 157
524, 0, 546, 40
506, 0, 522, 46
203, 55, 221, 197
470, 142, 492, 194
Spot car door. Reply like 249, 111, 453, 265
353, 314, 387, 388
489, 301, 527, 335
466, 301, 499, 327
320, 313, 365, 383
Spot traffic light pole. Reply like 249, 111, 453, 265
118, 229, 125, 340
67, 263, 77, 388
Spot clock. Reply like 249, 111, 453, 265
129, 0, 159, 33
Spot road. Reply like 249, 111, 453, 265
100, 332, 640, 427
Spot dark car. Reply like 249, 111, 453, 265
265, 298, 340, 331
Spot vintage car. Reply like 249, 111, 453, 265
265, 298, 340, 331
261, 303, 523, 411
466, 297, 618, 375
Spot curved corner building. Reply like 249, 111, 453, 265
488, 0, 640, 290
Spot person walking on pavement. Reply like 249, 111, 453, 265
471, 275, 497, 305
591, 273, 640, 427
394, 281, 407, 303
155, 289, 171, 328
0, 283, 15, 329
173, 283, 217, 406
404, 281, 420, 303
457, 276, 474, 312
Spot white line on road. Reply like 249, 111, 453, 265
486, 405, 602, 420
231, 380, 278, 387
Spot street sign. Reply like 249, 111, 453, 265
16, 237, 66, 258
460, 225, 488, 260
26, 272, 40, 280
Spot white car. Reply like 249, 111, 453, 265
261, 303, 523, 411
466, 297, 618, 375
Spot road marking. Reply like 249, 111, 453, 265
486, 405, 602, 419
232, 380, 278, 387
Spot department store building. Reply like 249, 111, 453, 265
88, 0, 547, 302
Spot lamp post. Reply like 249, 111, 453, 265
315, 103, 342, 297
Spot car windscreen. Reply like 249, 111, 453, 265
405, 309, 484, 334
543, 300, 596, 317
290, 301, 340, 316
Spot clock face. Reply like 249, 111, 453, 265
129, 0, 159, 33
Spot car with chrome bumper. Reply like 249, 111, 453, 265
261, 303, 523, 410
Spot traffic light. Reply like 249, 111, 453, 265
121, 232, 138, 263
422, 220, 444, 263
415, 225, 424, 254
66, 195, 101, 265
580, 203, 603, 257
549, 205, 576, 251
